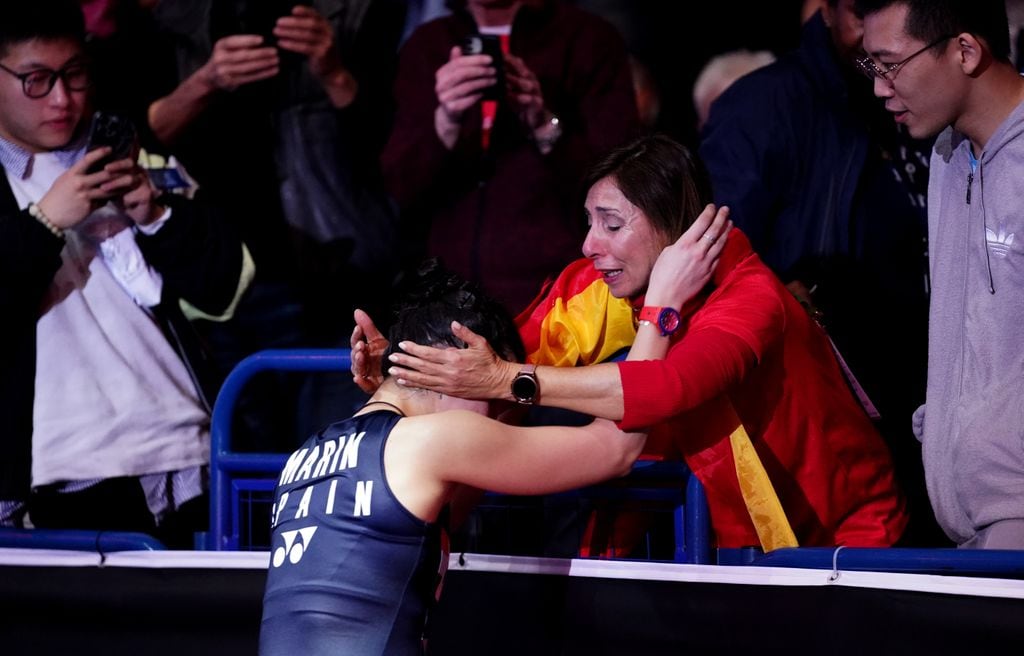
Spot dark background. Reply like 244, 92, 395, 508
574, 0, 807, 147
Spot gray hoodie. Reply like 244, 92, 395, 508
922, 100, 1024, 545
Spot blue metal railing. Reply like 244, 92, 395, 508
204, 349, 1024, 576
749, 546, 1024, 576
209, 349, 350, 550
0, 527, 165, 552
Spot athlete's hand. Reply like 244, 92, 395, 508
350, 309, 388, 395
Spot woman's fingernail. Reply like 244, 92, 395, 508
388, 354, 398, 362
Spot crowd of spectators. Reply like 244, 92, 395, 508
1, 0, 1022, 556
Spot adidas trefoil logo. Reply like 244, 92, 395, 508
986, 226, 1015, 259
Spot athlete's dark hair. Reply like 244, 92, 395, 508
0, 0, 86, 58
855, 0, 1011, 62
382, 259, 526, 375
582, 134, 713, 242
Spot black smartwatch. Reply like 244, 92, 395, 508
511, 364, 539, 405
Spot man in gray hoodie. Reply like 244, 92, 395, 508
857, 0, 1024, 548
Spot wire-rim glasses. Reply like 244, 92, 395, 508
855, 35, 954, 83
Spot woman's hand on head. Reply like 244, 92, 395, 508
387, 321, 518, 400
646, 204, 731, 308
350, 309, 388, 394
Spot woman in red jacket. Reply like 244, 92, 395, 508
364, 135, 908, 550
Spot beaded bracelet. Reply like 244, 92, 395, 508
27, 202, 65, 239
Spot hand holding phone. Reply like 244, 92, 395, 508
85, 111, 137, 174
238, 1, 312, 48
461, 34, 504, 102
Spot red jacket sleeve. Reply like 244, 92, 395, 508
617, 234, 787, 430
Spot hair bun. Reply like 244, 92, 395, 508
393, 257, 479, 315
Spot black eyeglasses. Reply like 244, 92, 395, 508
855, 35, 954, 83
0, 61, 91, 99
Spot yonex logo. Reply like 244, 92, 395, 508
272, 526, 318, 567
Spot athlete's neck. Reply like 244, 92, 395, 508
357, 381, 443, 418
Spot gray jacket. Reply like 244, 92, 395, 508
922, 101, 1024, 544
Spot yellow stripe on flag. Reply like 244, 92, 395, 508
727, 416, 798, 551
527, 277, 636, 367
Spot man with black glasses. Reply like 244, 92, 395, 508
858, 0, 1024, 549
0, 0, 250, 547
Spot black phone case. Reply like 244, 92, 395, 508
237, 0, 312, 44
85, 112, 137, 173
461, 34, 504, 102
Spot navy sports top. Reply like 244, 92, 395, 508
259, 409, 444, 656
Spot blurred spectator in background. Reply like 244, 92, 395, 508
401, 0, 450, 44
574, 0, 805, 149
630, 56, 661, 132
691, 49, 775, 131
1008, 0, 1024, 69
802, 0, 828, 23
699, 0, 943, 544
381, 0, 638, 315
76, 1, 168, 141
144, 0, 407, 447
0, 0, 249, 546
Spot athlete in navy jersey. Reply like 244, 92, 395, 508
261, 409, 444, 655
259, 261, 690, 654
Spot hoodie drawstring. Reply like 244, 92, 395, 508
968, 149, 995, 294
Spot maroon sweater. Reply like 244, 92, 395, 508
381, 1, 638, 313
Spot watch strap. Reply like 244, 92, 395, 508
637, 306, 663, 324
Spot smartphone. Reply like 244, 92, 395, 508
238, 0, 312, 46
85, 111, 137, 174
461, 34, 504, 102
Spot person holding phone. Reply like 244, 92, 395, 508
149, 3, 359, 142
381, 0, 639, 316
143, 1, 407, 452
0, 0, 251, 546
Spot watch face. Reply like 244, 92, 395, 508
658, 308, 681, 334
511, 373, 538, 403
